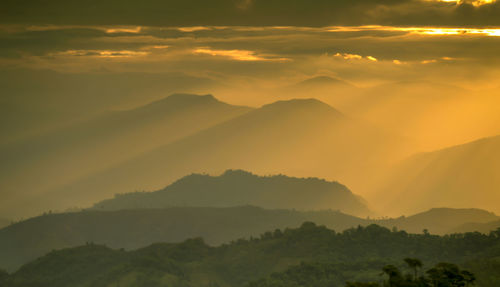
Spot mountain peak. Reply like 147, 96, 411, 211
92, 169, 370, 216
259, 98, 344, 119
296, 76, 353, 88
124, 93, 221, 114
166, 93, 217, 102
148, 93, 218, 107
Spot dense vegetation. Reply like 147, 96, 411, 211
250, 259, 477, 287
2, 206, 498, 272
2, 223, 500, 287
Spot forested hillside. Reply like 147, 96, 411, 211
2, 223, 500, 287
2, 206, 498, 272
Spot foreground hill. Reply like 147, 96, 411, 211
0, 94, 251, 218
28, 98, 409, 216
1, 205, 498, 272
92, 170, 370, 215
3, 223, 500, 287
0, 206, 362, 272
377, 135, 500, 215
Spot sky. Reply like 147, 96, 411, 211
0, 0, 499, 218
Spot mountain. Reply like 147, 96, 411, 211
377, 208, 499, 235
341, 80, 500, 150
3, 223, 500, 287
276, 76, 359, 112
21, 98, 409, 217
450, 220, 500, 234
376, 135, 500, 216
0, 218, 10, 229
1, 205, 497, 272
294, 76, 355, 89
0, 69, 220, 145
0, 206, 364, 272
0, 94, 251, 218
92, 170, 370, 215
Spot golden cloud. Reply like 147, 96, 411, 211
328, 25, 500, 37
193, 47, 290, 62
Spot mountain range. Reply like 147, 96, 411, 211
1, 204, 497, 272
376, 135, 500, 215
4, 95, 408, 218
0, 94, 251, 218
0, 69, 220, 144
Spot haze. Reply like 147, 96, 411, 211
1, 0, 499, 220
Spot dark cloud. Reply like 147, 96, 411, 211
1, 0, 500, 27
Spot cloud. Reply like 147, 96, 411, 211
334, 53, 363, 60
421, 59, 438, 64
431, 0, 497, 7
105, 27, 142, 34
193, 47, 290, 62
334, 53, 378, 62
236, 0, 254, 10
1, 0, 500, 27
327, 25, 500, 37
177, 26, 212, 32
52, 49, 150, 58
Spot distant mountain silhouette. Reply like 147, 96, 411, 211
20, 98, 408, 217
0, 205, 497, 272
294, 76, 355, 89
341, 80, 495, 150
450, 219, 500, 234
92, 169, 369, 214
277, 76, 358, 108
0, 69, 220, 144
0, 94, 251, 218
378, 135, 500, 215
377, 208, 499, 234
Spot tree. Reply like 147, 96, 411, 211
0, 269, 9, 286
460, 270, 476, 287
426, 262, 472, 287
349, 259, 476, 287
404, 258, 423, 280
346, 282, 380, 287
382, 265, 403, 287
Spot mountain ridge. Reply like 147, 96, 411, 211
21, 96, 411, 217
0, 94, 252, 218
91, 169, 369, 215
1, 205, 498, 273
376, 134, 500, 215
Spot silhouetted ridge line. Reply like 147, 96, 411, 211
91, 169, 368, 215
295, 76, 354, 88
260, 98, 343, 115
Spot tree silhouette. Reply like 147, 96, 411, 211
404, 258, 423, 280
382, 265, 403, 287
426, 262, 473, 287
348, 259, 476, 287
460, 270, 476, 287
